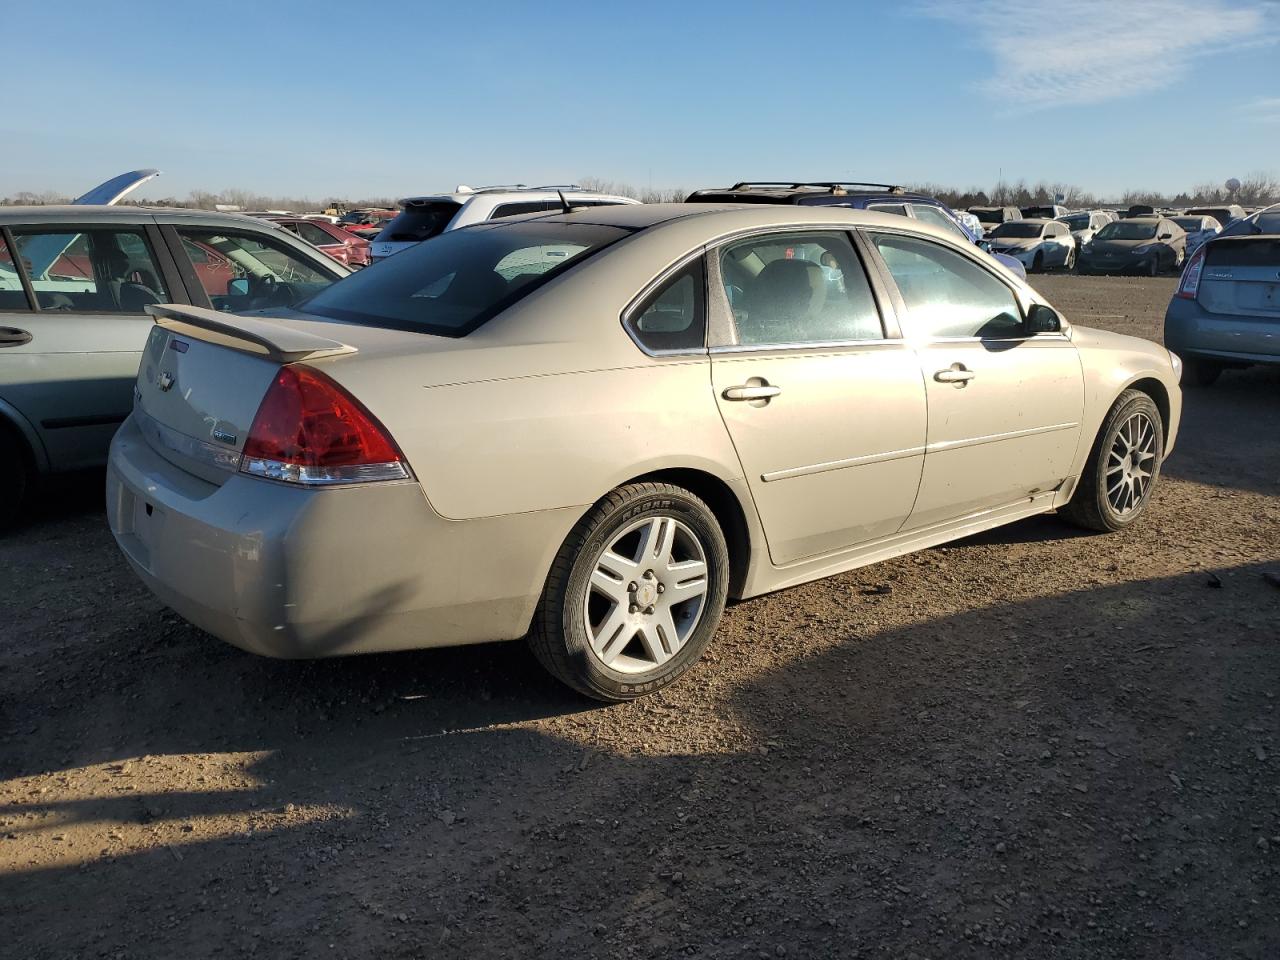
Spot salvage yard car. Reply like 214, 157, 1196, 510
1077, 216, 1186, 276
0, 206, 347, 524
106, 204, 1181, 701
369, 185, 638, 263
1164, 233, 1280, 385
986, 218, 1076, 272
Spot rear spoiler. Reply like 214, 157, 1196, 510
145, 304, 357, 363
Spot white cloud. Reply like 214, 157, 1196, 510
924, 0, 1272, 110
1237, 96, 1280, 122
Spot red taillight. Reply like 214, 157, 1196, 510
240, 365, 408, 485
1175, 246, 1206, 299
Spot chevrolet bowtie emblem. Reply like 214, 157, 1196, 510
158, 371, 175, 392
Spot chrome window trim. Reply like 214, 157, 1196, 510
709, 338, 906, 356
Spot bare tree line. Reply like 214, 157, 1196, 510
2, 172, 1276, 211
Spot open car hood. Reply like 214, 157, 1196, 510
73, 168, 162, 205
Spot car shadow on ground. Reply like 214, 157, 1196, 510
3, 561, 1277, 958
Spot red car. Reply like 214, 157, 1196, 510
338, 209, 396, 235
269, 217, 371, 267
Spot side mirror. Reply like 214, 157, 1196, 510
227, 277, 250, 297
1158, 232, 1172, 240
1027, 303, 1061, 334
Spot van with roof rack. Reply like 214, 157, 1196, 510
368, 185, 639, 263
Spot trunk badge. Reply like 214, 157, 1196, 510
157, 371, 175, 392
211, 427, 237, 445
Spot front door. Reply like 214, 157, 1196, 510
865, 230, 1085, 529
0, 222, 179, 471
710, 230, 927, 565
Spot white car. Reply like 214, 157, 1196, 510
368, 185, 639, 262
987, 219, 1077, 273
1057, 210, 1113, 248
1170, 215, 1221, 257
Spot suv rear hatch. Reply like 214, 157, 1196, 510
1199, 238, 1280, 318
370, 199, 462, 261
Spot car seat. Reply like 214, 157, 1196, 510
739, 258, 826, 343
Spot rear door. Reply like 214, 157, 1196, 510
865, 229, 1084, 529
709, 229, 927, 565
0, 219, 186, 470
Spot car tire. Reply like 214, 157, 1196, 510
529, 482, 730, 701
1060, 389, 1164, 533
1065, 248, 1076, 271
0, 426, 31, 530
1184, 358, 1223, 387
1032, 251, 1044, 273
1148, 256, 1160, 277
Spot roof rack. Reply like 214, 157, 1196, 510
453, 183, 586, 195
729, 181, 906, 195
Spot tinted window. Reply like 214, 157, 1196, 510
10, 228, 170, 312
177, 228, 337, 310
868, 203, 908, 217
626, 259, 706, 353
720, 232, 883, 345
871, 233, 1023, 339
304, 221, 630, 337
378, 201, 463, 242
490, 201, 554, 219
1204, 238, 1280, 267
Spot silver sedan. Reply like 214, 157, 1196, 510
107, 204, 1182, 700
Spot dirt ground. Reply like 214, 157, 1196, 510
2, 274, 1278, 959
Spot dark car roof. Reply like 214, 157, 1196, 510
686, 181, 940, 207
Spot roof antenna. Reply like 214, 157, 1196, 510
557, 189, 575, 214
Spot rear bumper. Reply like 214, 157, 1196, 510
1078, 254, 1149, 273
1164, 299, 1280, 365
107, 415, 577, 658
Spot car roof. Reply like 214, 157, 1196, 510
398, 189, 637, 206
528, 201, 968, 241
0, 204, 277, 228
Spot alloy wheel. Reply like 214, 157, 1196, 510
1106, 412, 1157, 515
583, 516, 710, 674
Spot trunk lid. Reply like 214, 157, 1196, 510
134, 305, 359, 484
1199, 238, 1280, 318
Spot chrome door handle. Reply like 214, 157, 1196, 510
0, 326, 32, 347
934, 365, 976, 384
723, 384, 782, 401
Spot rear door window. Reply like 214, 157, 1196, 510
9, 228, 170, 312
719, 232, 883, 345
293, 221, 338, 247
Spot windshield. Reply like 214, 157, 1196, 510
991, 222, 1044, 239
1173, 217, 1212, 231
303, 221, 632, 337
378, 201, 463, 243
1060, 214, 1091, 229
1096, 222, 1158, 241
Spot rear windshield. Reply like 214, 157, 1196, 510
970, 208, 1003, 223
302, 221, 631, 337
1173, 217, 1216, 231
1205, 238, 1280, 267
1021, 207, 1055, 218
1060, 214, 1091, 229
377, 201, 463, 243
991, 222, 1043, 238
1096, 222, 1157, 241
1186, 208, 1236, 224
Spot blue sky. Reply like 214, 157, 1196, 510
3, 0, 1276, 201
